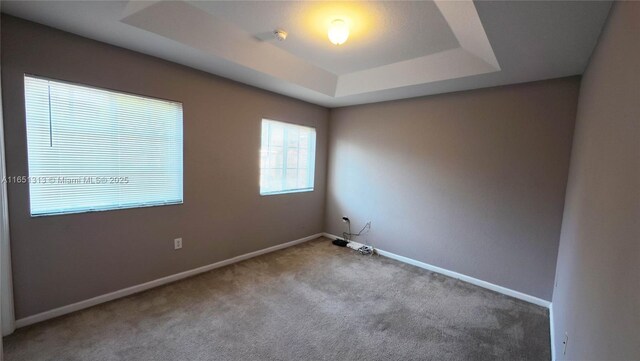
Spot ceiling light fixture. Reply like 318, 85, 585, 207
328, 19, 349, 45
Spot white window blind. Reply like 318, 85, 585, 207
24, 75, 183, 216
260, 119, 316, 195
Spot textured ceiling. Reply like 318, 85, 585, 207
0, 1, 612, 107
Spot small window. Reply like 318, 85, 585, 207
260, 119, 316, 195
24, 75, 183, 216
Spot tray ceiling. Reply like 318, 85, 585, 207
1, 1, 612, 107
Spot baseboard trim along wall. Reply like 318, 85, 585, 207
321, 233, 551, 308
550, 303, 556, 361
15, 233, 323, 328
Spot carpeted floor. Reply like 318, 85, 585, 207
4, 238, 550, 361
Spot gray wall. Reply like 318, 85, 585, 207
1, 16, 328, 319
326, 78, 580, 301
551, 2, 640, 360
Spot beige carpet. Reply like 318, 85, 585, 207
4, 238, 550, 360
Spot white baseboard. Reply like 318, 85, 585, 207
321, 232, 551, 308
15, 233, 323, 329
550, 303, 556, 361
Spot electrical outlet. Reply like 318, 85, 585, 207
563, 332, 569, 355
174, 238, 182, 250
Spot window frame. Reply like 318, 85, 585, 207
259, 118, 316, 196
23, 74, 184, 217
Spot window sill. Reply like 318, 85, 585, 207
30, 201, 183, 218
260, 188, 314, 196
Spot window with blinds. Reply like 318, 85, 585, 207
260, 119, 316, 195
23, 75, 183, 216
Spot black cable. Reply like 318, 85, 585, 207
342, 221, 371, 242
